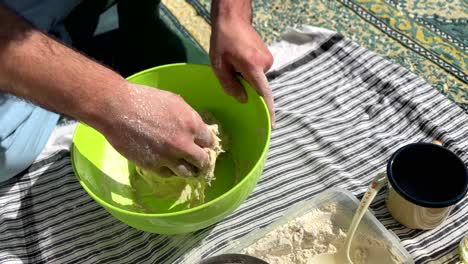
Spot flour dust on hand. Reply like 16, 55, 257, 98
133, 111, 227, 211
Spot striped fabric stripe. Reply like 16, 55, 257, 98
1, 35, 467, 264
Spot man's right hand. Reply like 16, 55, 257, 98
101, 83, 214, 177
0, 5, 213, 177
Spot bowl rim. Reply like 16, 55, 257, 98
71, 63, 272, 217
387, 142, 468, 208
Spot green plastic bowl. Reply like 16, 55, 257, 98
71, 63, 271, 234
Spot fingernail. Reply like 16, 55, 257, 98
225, 88, 236, 97
238, 92, 247, 103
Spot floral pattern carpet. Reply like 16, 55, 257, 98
161, 0, 467, 111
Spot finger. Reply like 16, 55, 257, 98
213, 62, 247, 103
194, 125, 215, 148
166, 160, 197, 177
241, 68, 276, 127
189, 110, 215, 148
183, 142, 210, 169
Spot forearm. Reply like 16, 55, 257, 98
0, 5, 127, 131
211, 0, 252, 25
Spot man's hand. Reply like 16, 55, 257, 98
0, 5, 212, 177
210, 0, 275, 126
103, 84, 214, 177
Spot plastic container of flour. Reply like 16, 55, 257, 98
222, 188, 413, 263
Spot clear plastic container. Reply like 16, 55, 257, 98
460, 234, 468, 263
222, 188, 413, 263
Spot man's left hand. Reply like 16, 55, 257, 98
210, 13, 275, 126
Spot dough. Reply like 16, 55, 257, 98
134, 111, 226, 209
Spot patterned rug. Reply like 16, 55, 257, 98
161, 0, 467, 111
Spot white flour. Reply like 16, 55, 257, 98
241, 202, 401, 264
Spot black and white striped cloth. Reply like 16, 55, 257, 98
1, 27, 467, 264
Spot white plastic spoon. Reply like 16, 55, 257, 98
308, 173, 388, 264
